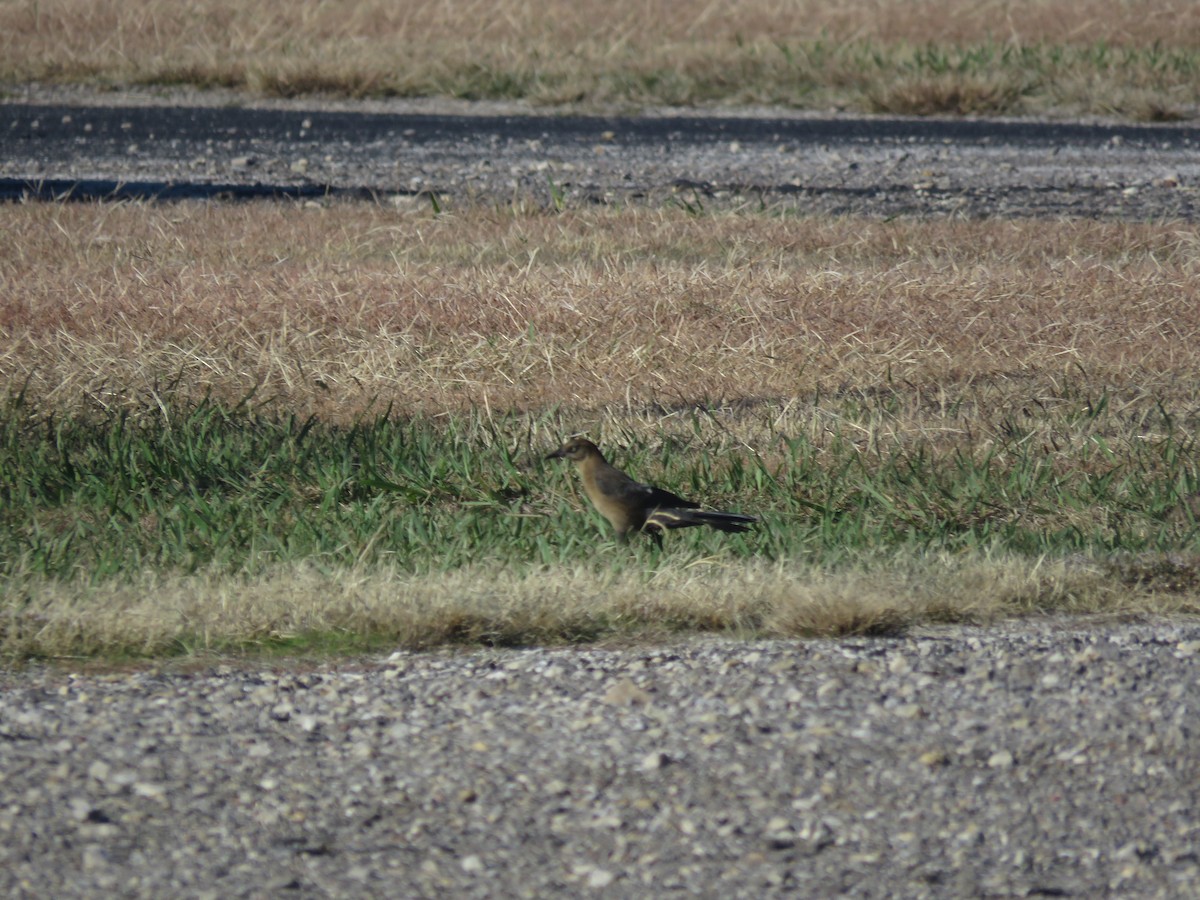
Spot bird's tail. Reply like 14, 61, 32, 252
644, 507, 758, 534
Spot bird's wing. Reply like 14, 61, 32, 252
645, 485, 700, 510
592, 465, 656, 503
591, 464, 700, 510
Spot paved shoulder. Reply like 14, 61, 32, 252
3, 98, 1199, 217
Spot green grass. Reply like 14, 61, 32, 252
4, 388, 1199, 661
4, 390, 1198, 584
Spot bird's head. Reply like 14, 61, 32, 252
546, 436, 603, 463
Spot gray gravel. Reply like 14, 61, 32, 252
3, 618, 1199, 898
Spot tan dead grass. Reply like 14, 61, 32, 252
6, 553, 1192, 660
865, 72, 1036, 117
5, 1, 1197, 71
4, 202, 1200, 443
2, 1, 1199, 114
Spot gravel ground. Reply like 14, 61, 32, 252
3, 619, 1199, 898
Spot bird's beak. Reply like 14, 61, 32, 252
545, 447, 565, 460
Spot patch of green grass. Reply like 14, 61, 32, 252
854, 40, 1200, 118
2, 390, 1198, 585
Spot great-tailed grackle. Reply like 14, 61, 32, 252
546, 437, 757, 548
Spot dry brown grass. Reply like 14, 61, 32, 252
4, 202, 1200, 437
865, 72, 1036, 117
2, 1, 1198, 114
6, 553, 1193, 660
6, 0, 1197, 69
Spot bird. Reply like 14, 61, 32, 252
545, 437, 757, 548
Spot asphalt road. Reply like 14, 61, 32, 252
3, 96, 1200, 217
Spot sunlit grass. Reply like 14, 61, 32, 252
1, 1, 1198, 118
6, 549, 1199, 662
3, 389, 1199, 660
6, 203, 1200, 423
3, 202, 1200, 659
2, 389, 1197, 579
